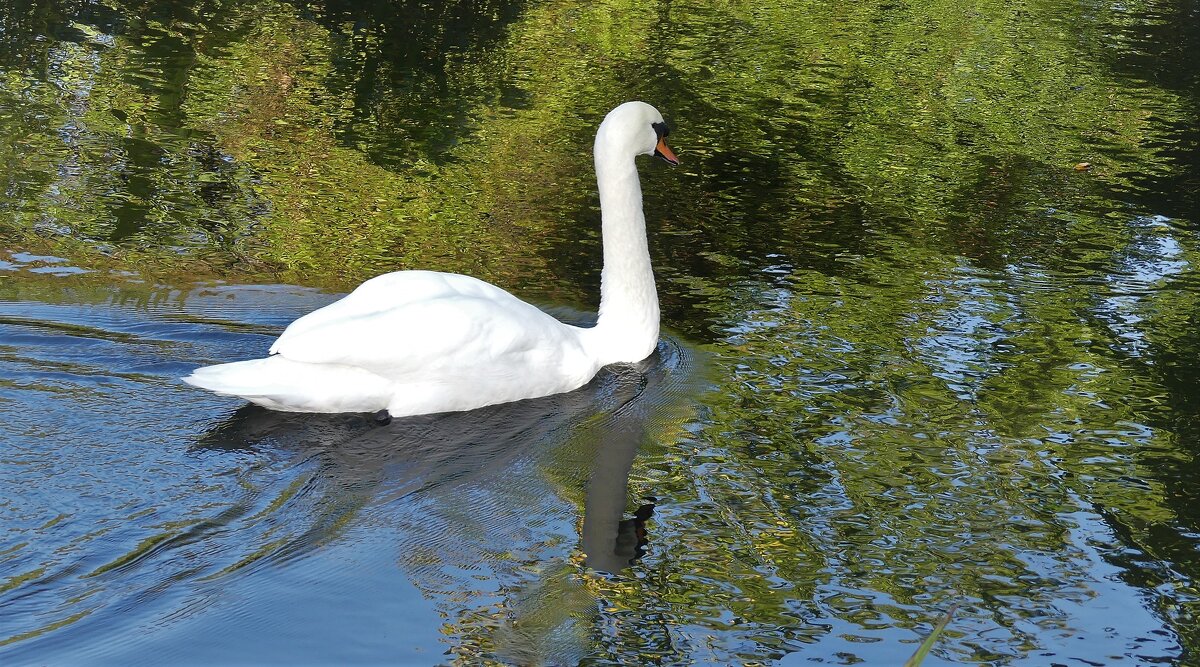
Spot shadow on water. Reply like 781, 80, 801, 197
200, 394, 655, 574
192, 338, 683, 560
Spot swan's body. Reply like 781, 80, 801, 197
184, 101, 678, 417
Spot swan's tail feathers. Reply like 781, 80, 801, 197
183, 356, 392, 413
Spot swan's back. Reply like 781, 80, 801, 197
186, 270, 600, 416
270, 271, 521, 356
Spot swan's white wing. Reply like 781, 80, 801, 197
268, 271, 583, 381
269, 271, 521, 356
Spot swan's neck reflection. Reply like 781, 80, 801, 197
581, 410, 652, 574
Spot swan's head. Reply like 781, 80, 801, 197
596, 101, 679, 165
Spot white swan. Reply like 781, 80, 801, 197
184, 101, 679, 418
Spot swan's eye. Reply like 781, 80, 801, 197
652, 122, 669, 139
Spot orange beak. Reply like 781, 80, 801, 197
654, 137, 679, 165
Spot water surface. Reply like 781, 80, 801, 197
1, 0, 1199, 664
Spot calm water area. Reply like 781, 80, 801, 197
2, 0, 1199, 664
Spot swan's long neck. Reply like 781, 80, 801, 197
588, 140, 660, 365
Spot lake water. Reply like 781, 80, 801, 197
1, 0, 1198, 664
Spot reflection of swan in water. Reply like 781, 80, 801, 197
581, 381, 655, 574
194, 335, 685, 506
204, 407, 656, 576
187, 333, 698, 663
192, 334, 697, 626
